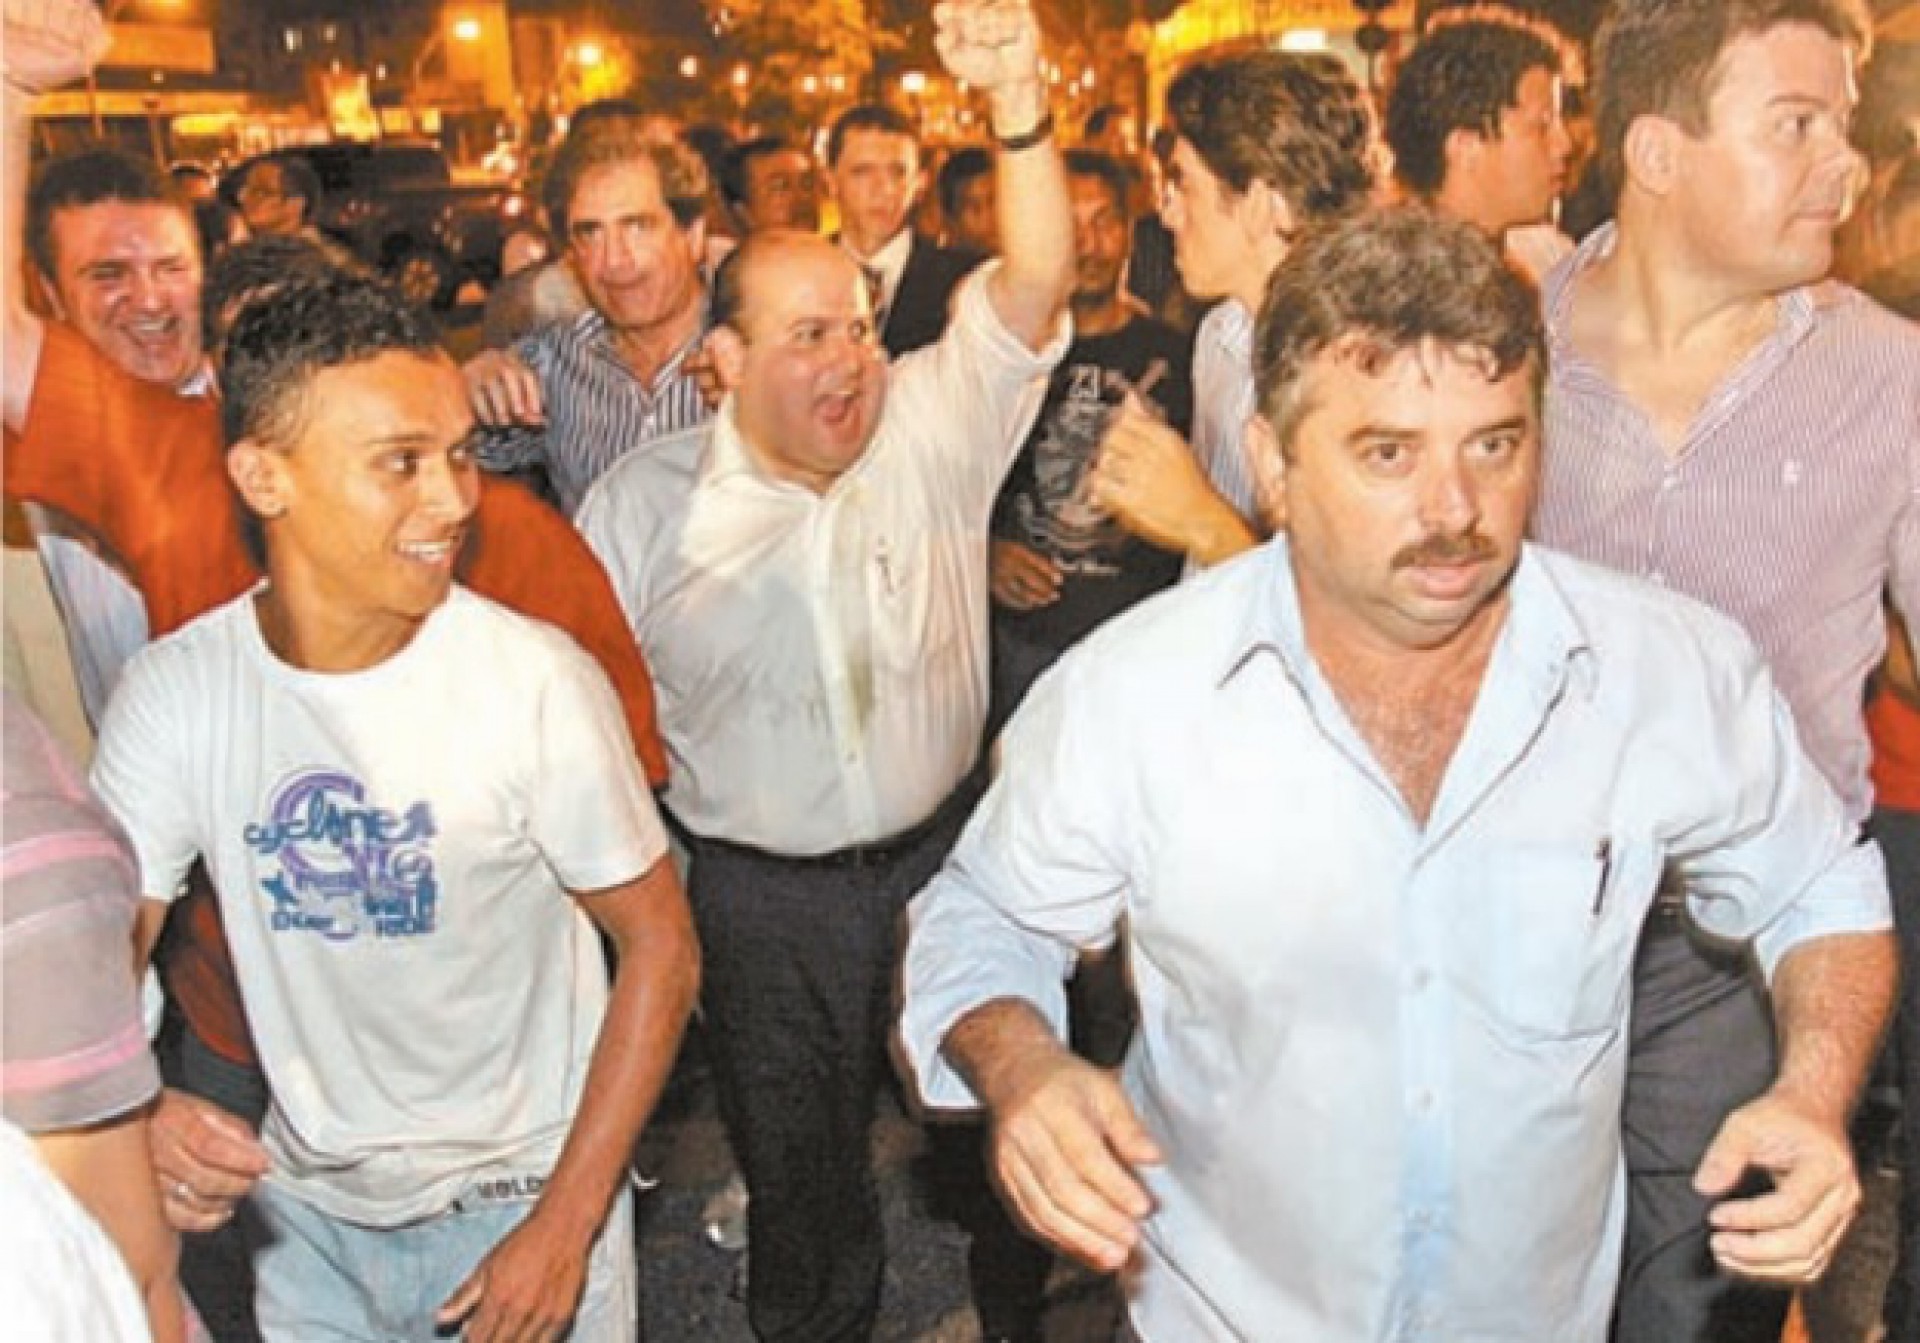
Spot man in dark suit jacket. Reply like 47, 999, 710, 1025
827, 104, 984, 358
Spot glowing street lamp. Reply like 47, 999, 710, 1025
574, 40, 604, 68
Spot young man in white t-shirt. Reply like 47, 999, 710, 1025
89, 269, 699, 1342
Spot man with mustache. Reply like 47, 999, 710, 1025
1530, 1, 1920, 1339
899, 204, 1894, 1343
575, 2, 1071, 1336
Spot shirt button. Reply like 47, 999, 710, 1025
1649, 570, 1666, 586
1411, 967, 1432, 993
1659, 472, 1677, 492
1413, 1090, 1435, 1113
1409, 1208, 1433, 1230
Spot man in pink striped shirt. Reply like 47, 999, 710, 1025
1532, 1, 1918, 1340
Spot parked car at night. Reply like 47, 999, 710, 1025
234, 142, 531, 309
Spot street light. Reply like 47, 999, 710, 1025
412, 12, 483, 93
574, 41, 605, 68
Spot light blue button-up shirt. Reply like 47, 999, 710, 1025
900, 539, 1889, 1343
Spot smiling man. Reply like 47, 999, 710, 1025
1530, 1, 1920, 1340
575, 3, 1071, 1337
899, 205, 1894, 1343
18, 148, 206, 726
89, 271, 698, 1343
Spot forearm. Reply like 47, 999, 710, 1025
4, 82, 46, 433
986, 80, 1072, 350
1769, 930, 1898, 1127
944, 995, 1072, 1115
532, 866, 699, 1243
35, 1109, 188, 1343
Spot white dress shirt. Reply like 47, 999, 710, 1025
579, 263, 1069, 855
901, 539, 1889, 1343
842, 226, 914, 324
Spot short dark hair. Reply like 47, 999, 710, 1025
221, 269, 440, 451
26, 147, 190, 279
203, 235, 352, 360
254, 154, 322, 223
1165, 51, 1375, 228
220, 270, 442, 566
828, 104, 918, 165
1063, 148, 1131, 220
935, 146, 993, 222
1253, 205, 1543, 448
543, 123, 710, 240
721, 135, 794, 209
1386, 20, 1563, 196
1593, 0, 1868, 201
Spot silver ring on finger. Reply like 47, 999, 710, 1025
170, 1178, 194, 1202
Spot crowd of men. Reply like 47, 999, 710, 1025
2, 0, 1917, 1340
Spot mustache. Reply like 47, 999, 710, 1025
1392, 530, 1498, 570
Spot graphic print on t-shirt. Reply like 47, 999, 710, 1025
1008, 361, 1134, 575
243, 768, 441, 942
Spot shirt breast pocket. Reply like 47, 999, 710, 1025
1472, 842, 1654, 1043
872, 533, 962, 671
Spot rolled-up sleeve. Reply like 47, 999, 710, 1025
1674, 646, 1892, 979
899, 652, 1132, 1111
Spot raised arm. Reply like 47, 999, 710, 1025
2, 0, 108, 432
934, 0, 1070, 351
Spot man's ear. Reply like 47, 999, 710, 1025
1443, 127, 1485, 186
1242, 178, 1296, 249
1622, 115, 1679, 197
704, 325, 747, 394
227, 439, 289, 523
1245, 412, 1289, 535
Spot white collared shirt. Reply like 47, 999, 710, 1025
579, 263, 1069, 854
842, 226, 914, 319
901, 539, 1889, 1342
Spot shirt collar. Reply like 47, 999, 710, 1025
844, 228, 914, 295
1546, 220, 1825, 358
1219, 540, 1596, 703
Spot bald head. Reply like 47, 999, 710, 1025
712, 230, 870, 339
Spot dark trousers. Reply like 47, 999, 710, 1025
1611, 909, 1789, 1343
1877, 805, 1920, 1343
682, 800, 972, 1343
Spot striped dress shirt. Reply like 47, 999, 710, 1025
1, 690, 159, 1134
1534, 224, 1920, 819
478, 307, 712, 515
1190, 298, 1258, 529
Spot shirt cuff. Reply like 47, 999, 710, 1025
1748, 838, 1893, 981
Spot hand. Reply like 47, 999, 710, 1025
463, 349, 545, 428
1087, 399, 1251, 562
438, 1207, 593, 1343
3, 0, 109, 95
985, 1047, 1162, 1273
684, 339, 731, 410
148, 1089, 270, 1233
991, 539, 1062, 611
933, 0, 1042, 95
1693, 1088, 1862, 1285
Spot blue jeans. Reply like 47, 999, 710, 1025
251, 1180, 636, 1341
